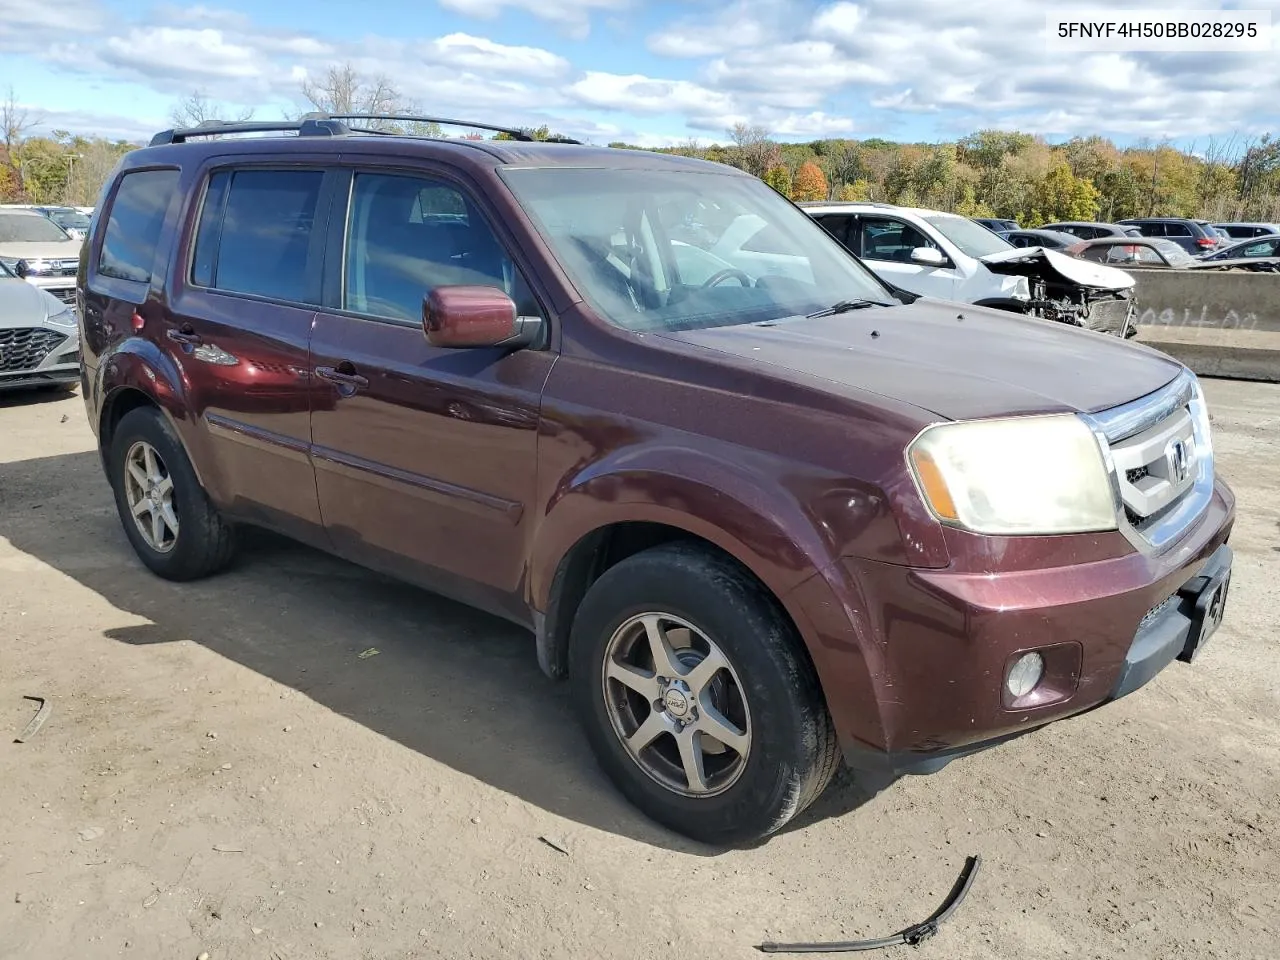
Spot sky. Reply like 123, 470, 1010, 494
0, 0, 1277, 148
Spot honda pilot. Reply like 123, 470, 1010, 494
77, 116, 1235, 845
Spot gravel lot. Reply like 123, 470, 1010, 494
1, 379, 1277, 960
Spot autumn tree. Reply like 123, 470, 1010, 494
791, 161, 829, 201
839, 179, 874, 201
763, 164, 792, 198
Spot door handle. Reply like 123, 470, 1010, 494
315, 364, 369, 393
167, 326, 201, 345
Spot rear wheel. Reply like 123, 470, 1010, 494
107, 407, 236, 581
569, 543, 838, 845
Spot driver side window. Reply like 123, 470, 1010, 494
858, 217, 935, 262
343, 172, 540, 323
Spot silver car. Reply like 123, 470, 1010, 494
0, 258, 80, 392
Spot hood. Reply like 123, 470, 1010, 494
0, 239, 82, 260
658, 300, 1181, 422
980, 246, 1135, 291
0, 277, 62, 328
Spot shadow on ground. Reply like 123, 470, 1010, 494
0, 384, 77, 409
0, 448, 882, 853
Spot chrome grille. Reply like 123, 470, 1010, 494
48, 287, 76, 305
0, 328, 66, 372
1083, 369, 1213, 552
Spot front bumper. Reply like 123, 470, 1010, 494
790, 479, 1235, 776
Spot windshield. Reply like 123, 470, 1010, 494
48, 210, 91, 232
0, 259, 13, 278
501, 167, 892, 332
0, 212, 71, 243
922, 214, 1014, 258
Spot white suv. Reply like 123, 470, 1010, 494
800, 201, 1137, 336
0, 207, 82, 309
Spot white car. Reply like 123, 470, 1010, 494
0, 207, 81, 309
0, 258, 80, 392
800, 201, 1138, 336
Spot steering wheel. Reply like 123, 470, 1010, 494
701, 268, 753, 289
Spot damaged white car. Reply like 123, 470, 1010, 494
801, 201, 1137, 337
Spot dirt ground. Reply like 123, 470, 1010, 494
0, 379, 1276, 960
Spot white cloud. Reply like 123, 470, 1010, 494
3, 0, 1278, 147
438, 0, 630, 38
429, 33, 570, 81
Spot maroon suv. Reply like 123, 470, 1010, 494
77, 117, 1235, 845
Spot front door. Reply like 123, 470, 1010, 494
854, 215, 960, 300
309, 169, 555, 620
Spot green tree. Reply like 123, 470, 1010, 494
763, 164, 793, 199
839, 179, 874, 201
1026, 163, 1101, 225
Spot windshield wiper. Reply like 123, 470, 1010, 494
805, 298, 892, 319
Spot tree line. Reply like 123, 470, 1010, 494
610, 124, 1280, 226
4, 69, 1278, 227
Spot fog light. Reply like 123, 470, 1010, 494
1006, 653, 1045, 698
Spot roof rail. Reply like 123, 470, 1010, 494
149, 118, 350, 146
305, 112, 583, 144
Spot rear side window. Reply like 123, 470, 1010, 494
1163, 222, 1192, 237
192, 169, 324, 303
99, 169, 180, 284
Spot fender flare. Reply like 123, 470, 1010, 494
95, 341, 218, 494
528, 448, 884, 743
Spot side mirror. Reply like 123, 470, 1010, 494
423, 285, 543, 349
13, 260, 29, 279
910, 247, 947, 268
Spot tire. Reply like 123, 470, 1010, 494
569, 542, 839, 845
107, 406, 236, 581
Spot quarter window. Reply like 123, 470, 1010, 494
343, 172, 537, 323
191, 169, 325, 303
99, 169, 180, 284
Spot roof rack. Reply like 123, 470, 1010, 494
149, 113, 584, 148
308, 112, 581, 144
149, 118, 351, 146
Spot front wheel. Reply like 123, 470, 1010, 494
569, 543, 839, 845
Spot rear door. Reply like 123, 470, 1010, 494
854, 215, 959, 299
308, 166, 554, 618
161, 162, 336, 544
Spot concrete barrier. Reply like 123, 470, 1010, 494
1127, 267, 1280, 382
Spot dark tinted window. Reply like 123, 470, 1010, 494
190, 172, 230, 288
193, 169, 324, 303
99, 169, 180, 283
859, 217, 935, 261
814, 215, 854, 247
1163, 222, 1192, 237
344, 172, 538, 322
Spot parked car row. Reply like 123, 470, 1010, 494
976, 214, 1280, 255
71, 115, 1235, 845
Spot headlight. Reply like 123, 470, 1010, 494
45, 307, 77, 329
907, 414, 1117, 536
